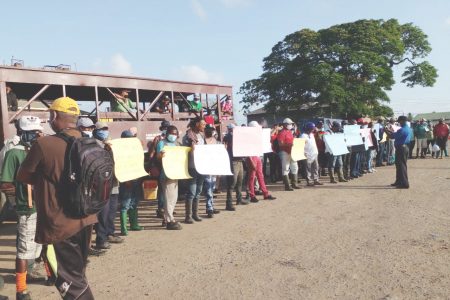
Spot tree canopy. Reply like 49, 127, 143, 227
239, 19, 438, 118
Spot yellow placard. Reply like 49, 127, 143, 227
162, 146, 192, 180
109, 138, 148, 182
291, 138, 307, 161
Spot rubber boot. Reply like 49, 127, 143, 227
129, 208, 143, 231
185, 199, 194, 224
192, 200, 202, 222
290, 174, 301, 189
120, 210, 128, 236
337, 168, 348, 182
226, 190, 236, 211
283, 175, 293, 191
329, 168, 337, 184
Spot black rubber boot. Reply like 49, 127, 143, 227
329, 168, 337, 183
291, 174, 301, 189
184, 199, 194, 224
192, 200, 202, 222
337, 168, 348, 182
283, 175, 293, 191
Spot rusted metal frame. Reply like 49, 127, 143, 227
170, 91, 175, 121
94, 86, 100, 119
105, 87, 136, 120
177, 92, 199, 118
217, 94, 222, 121
210, 95, 227, 109
135, 88, 140, 121
0, 82, 10, 141
8, 84, 50, 123
139, 91, 164, 121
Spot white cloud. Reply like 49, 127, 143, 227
220, 0, 252, 8
91, 53, 132, 75
191, 0, 207, 20
175, 65, 225, 84
110, 53, 132, 75
445, 17, 450, 26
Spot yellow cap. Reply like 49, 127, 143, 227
49, 97, 80, 115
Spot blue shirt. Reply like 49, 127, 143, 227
393, 125, 412, 146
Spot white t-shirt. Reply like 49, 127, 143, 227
300, 133, 318, 161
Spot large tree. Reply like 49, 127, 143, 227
240, 19, 437, 118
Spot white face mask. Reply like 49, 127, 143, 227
286, 124, 293, 130
82, 131, 93, 138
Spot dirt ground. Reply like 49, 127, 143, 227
1, 157, 450, 299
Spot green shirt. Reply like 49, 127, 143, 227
189, 101, 202, 112
111, 97, 136, 112
0, 148, 35, 215
414, 124, 428, 139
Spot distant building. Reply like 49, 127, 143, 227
413, 112, 450, 122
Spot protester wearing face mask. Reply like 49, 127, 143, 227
157, 126, 182, 230
277, 118, 300, 191
148, 120, 171, 218
0, 116, 44, 300
93, 122, 110, 141
189, 95, 203, 113
76, 117, 95, 138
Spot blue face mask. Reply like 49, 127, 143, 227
94, 130, 109, 141
167, 134, 177, 142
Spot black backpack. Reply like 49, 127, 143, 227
56, 133, 114, 219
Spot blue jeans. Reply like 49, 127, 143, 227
187, 169, 205, 203
351, 152, 361, 177
376, 142, 385, 166
204, 175, 216, 211
157, 180, 164, 210
96, 193, 119, 245
119, 180, 141, 212
327, 154, 342, 169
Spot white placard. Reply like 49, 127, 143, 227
194, 144, 232, 175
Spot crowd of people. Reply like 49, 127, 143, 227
0, 95, 448, 300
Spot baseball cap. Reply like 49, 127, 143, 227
49, 97, 80, 115
95, 121, 108, 130
121, 130, 134, 138
248, 121, 260, 127
305, 122, 316, 130
18, 116, 43, 131
77, 117, 95, 128
283, 118, 294, 124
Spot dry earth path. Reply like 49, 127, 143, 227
1, 158, 450, 299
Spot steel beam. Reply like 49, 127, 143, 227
139, 91, 164, 121
0, 82, 10, 142
8, 84, 50, 123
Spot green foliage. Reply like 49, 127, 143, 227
239, 19, 438, 118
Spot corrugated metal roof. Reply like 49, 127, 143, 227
413, 112, 450, 121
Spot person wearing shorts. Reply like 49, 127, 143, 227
0, 116, 43, 300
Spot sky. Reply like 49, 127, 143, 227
1, 0, 450, 123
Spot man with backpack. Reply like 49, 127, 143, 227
0, 116, 44, 300
17, 97, 101, 300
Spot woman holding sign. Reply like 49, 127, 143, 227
157, 126, 183, 230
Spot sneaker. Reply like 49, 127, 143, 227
236, 199, 249, 205
166, 221, 182, 230
107, 234, 124, 244
88, 247, 107, 257
250, 197, 259, 203
96, 242, 111, 250
264, 195, 276, 200
206, 211, 214, 218
16, 290, 31, 300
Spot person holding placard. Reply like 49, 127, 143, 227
157, 126, 183, 230
204, 127, 221, 218
326, 121, 347, 183
277, 118, 300, 191
182, 117, 207, 223
301, 122, 322, 186
224, 124, 248, 209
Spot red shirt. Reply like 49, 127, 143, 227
204, 115, 214, 125
277, 129, 294, 154
433, 123, 449, 138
